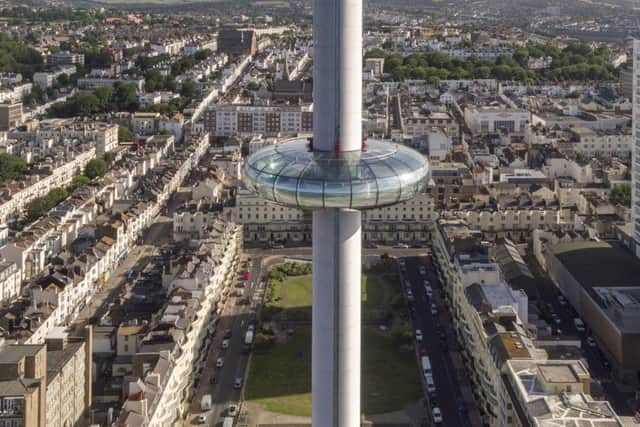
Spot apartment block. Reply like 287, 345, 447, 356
33, 66, 76, 90
204, 104, 313, 137
464, 106, 530, 135
432, 219, 624, 425
545, 241, 640, 383
0, 103, 23, 131
0, 261, 20, 306
504, 359, 623, 426
0, 326, 92, 427
217, 29, 257, 56
46, 52, 84, 67
116, 222, 241, 425
565, 127, 632, 159
229, 188, 435, 244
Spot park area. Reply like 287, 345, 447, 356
245, 259, 422, 417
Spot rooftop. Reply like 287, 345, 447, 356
550, 241, 640, 290
506, 359, 623, 427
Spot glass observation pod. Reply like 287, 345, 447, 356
243, 139, 430, 210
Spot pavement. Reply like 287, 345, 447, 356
184, 254, 269, 426
401, 255, 475, 427
70, 215, 173, 333
528, 257, 636, 416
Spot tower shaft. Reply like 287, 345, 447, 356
312, 209, 361, 426
313, 0, 363, 152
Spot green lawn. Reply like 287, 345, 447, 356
275, 273, 394, 308
246, 269, 422, 416
245, 327, 312, 415
245, 326, 422, 416
274, 275, 313, 308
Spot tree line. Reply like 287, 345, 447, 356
366, 42, 616, 83
47, 82, 139, 117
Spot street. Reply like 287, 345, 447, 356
401, 255, 471, 427
529, 258, 633, 415
185, 254, 269, 426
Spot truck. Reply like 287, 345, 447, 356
200, 394, 212, 411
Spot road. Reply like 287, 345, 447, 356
530, 259, 633, 415
245, 245, 430, 259
185, 254, 268, 426
401, 255, 470, 427
71, 215, 172, 333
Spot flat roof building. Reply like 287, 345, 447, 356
504, 359, 623, 427
546, 241, 640, 383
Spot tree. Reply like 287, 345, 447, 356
25, 187, 69, 223
113, 83, 138, 111
83, 47, 113, 69
193, 49, 212, 61
67, 175, 90, 192
492, 64, 513, 81
103, 152, 116, 166
246, 81, 261, 91
609, 183, 631, 207
118, 126, 135, 143
180, 80, 196, 98
56, 73, 69, 87
382, 40, 394, 50
84, 159, 108, 179
513, 48, 529, 68
0, 153, 27, 183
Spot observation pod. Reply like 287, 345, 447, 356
243, 139, 430, 210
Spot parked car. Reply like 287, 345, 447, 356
222, 339, 230, 349
587, 337, 597, 347
394, 243, 409, 249
431, 303, 438, 315
432, 407, 443, 424
216, 357, 224, 368
425, 374, 436, 393
415, 329, 423, 342
425, 286, 433, 298
234, 377, 243, 389
419, 266, 426, 275
227, 405, 238, 417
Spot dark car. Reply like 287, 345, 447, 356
223, 329, 232, 339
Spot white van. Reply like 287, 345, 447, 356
425, 373, 436, 393
421, 356, 432, 375
222, 417, 235, 427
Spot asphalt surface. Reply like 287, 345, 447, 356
530, 259, 633, 415
186, 254, 267, 426
401, 255, 470, 427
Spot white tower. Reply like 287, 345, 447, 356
243, 0, 429, 425
633, 40, 640, 253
